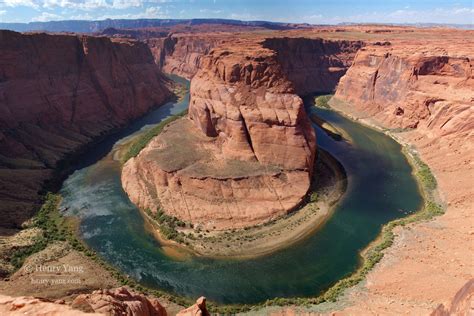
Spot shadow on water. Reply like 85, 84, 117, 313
59, 78, 422, 305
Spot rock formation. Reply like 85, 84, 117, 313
71, 287, 167, 316
0, 294, 97, 315
122, 39, 317, 230
262, 37, 364, 95
431, 279, 474, 316
329, 28, 474, 315
0, 288, 210, 316
147, 33, 227, 79
0, 30, 171, 229
334, 44, 473, 135
176, 296, 209, 316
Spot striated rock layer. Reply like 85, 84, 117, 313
148, 33, 227, 79
0, 287, 210, 315
123, 39, 318, 230
334, 43, 473, 134
262, 37, 364, 95
71, 287, 167, 316
329, 32, 474, 315
0, 30, 171, 228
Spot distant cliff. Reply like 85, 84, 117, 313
0, 30, 171, 228
0, 18, 305, 33
147, 33, 226, 79
334, 44, 473, 135
263, 37, 364, 95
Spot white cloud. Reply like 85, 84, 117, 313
0, 10, 6, 15
92, 6, 169, 20
111, 0, 142, 9
301, 6, 474, 25
3, 0, 40, 9
31, 11, 62, 21
229, 12, 260, 21
199, 8, 221, 14
5, 0, 146, 11
69, 12, 94, 20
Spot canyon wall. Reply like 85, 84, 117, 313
0, 30, 171, 229
334, 44, 473, 135
332, 37, 474, 315
147, 33, 226, 79
263, 37, 364, 95
122, 39, 317, 230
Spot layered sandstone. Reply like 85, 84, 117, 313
148, 34, 362, 83
326, 31, 474, 315
148, 33, 227, 79
122, 39, 317, 230
263, 37, 364, 95
0, 288, 210, 316
0, 30, 171, 229
0, 294, 97, 316
71, 287, 167, 316
334, 43, 473, 134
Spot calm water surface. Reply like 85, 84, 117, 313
60, 77, 422, 304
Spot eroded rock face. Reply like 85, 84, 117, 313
334, 44, 473, 135
72, 287, 167, 316
0, 289, 210, 316
122, 39, 317, 230
0, 30, 171, 228
177, 296, 209, 316
263, 37, 364, 95
0, 294, 98, 315
431, 279, 474, 316
148, 33, 226, 79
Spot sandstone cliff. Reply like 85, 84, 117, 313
0, 30, 171, 229
0, 287, 210, 316
334, 44, 473, 135
122, 39, 317, 230
263, 37, 363, 95
147, 33, 226, 79
329, 32, 474, 315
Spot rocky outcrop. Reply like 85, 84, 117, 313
0, 288, 207, 315
0, 30, 171, 229
334, 44, 473, 135
330, 30, 474, 315
122, 39, 317, 230
431, 279, 474, 316
0, 294, 98, 315
263, 37, 363, 95
176, 297, 209, 316
72, 287, 167, 316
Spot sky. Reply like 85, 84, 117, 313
0, 0, 472, 25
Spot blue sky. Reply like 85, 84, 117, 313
0, 0, 472, 24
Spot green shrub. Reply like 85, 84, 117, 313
122, 109, 188, 163
314, 95, 333, 108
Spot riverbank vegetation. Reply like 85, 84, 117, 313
314, 94, 332, 108
121, 109, 188, 163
